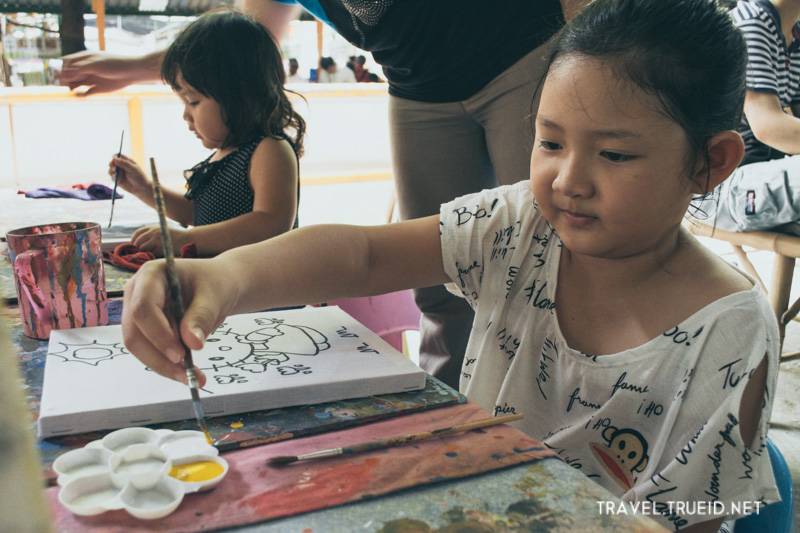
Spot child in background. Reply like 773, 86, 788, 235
121, 0, 779, 529
285, 58, 307, 84
109, 8, 304, 257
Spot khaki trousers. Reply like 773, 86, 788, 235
388, 42, 553, 388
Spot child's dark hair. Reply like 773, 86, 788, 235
162, 7, 306, 155
545, 0, 747, 191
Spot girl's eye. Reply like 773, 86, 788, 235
189, 101, 200, 106
538, 140, 561, 151
601, 151, 635, 163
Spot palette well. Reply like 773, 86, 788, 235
52, 427, 227, 519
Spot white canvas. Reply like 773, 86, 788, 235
38, 306, 426, 438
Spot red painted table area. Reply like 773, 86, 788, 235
46, 402, 558, 532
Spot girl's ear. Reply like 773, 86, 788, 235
690, 130, 745, 195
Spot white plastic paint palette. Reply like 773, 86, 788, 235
53, 427, 228, 519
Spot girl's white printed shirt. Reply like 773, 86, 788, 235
439, 181, 780, 530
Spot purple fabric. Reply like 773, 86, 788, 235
23, 184, 120, 201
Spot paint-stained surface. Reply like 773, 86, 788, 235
44, 402, 620, 533
43, 402, 666, 532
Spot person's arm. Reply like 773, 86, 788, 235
61, 1, 301, 95
240, 0, 302, 41
121, 215, 448, 385
60, 50, 164, 96
174, 137, 299, 255
744, 90, 800, 155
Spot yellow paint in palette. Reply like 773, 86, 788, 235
169, 461, 224, 483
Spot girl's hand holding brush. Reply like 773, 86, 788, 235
108, 154, 152, 199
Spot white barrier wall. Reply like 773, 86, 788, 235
0, 84, 392, 189
0, 104, 13, 184
11, 100, 130, 186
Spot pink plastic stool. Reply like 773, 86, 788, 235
324, 290, 421, 354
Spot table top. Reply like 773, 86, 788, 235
235, 457, 664, 532
2, 298, 667, 532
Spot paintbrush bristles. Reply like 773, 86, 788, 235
267, 455, 299, 466
267, 413, 524, 466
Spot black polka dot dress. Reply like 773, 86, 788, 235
184, 135, 299, 228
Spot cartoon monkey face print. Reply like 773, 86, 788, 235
589, 426, 649, 490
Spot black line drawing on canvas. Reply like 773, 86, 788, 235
46, 317, 331, 380
190, 317, 331, 382
49, 340, 129, 366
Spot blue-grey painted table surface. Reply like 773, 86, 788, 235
227, 457, 667, 532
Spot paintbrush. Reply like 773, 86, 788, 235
149, 157, 213, 446
108, 130, 125, 228
268, 413, 524, 466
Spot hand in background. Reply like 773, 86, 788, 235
60, 50, 160, 96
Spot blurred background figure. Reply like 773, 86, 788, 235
286, 58, 307, 83
316, 56, 356, 83
347, 55, 370, 83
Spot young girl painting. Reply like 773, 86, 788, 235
109, 8, 304, 256
120, 0, 780, 529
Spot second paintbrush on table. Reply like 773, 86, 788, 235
268, 413, 523, 466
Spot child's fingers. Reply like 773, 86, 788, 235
108, 157, 128, 184
122, 262, 191, 383
179, 297, 225, 352
131, 226, 149, 242
126, 326, 190, 385
115, 153, 135, 163
176, 259, 236, 353
109, 156, 122, 176
109, 154, 130, 165
132, 227, 163, 255
112, 155, 138, 173
131, 229, 148, 249
110, 155, 138, 174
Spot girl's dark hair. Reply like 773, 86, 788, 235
162, 7, 306, 155
545, 0, 747, 192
